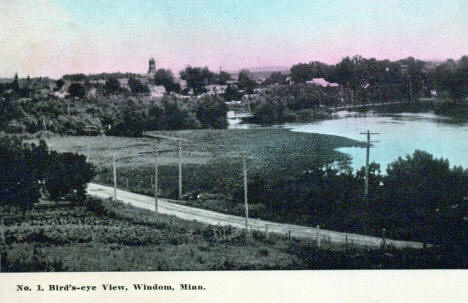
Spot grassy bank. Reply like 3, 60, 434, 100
2, 197, 466, 271
30, 128, 361, 197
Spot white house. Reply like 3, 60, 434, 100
149, 85, 166, 97
306, 78, 340, 88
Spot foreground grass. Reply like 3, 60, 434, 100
1, 197, 465, 271
1, 198, 299, 271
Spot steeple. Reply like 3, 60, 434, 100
148, 57, 156, 76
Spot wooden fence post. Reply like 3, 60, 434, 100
0, 217, 5, 272
382, 228, 386, 251
317, 225, 321, 248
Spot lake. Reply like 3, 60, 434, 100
228, 110, 468, 172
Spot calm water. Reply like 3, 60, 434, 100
228, 110, 468, 172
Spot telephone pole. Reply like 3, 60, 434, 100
154, 151, 159, 214
360, 130, 379, 204
140, 148, 175, 215
242, 154, 249, 233
113, 153, 117, 201
178, 140, 182, 199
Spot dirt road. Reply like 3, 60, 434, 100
87, 183, 425, 249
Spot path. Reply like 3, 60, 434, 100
87, 183, 426, 249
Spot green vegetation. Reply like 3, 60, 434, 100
153, 69, 180, 93
0, 94, 227, 136
289, 55, 468, 103
31, 130, 468, 254
245, 84, 339, 124
1, 196, 466, 271
2, 132, 467, 270
0, 197, 299, 271
244, 55, 468, 125
0, 136, 94, 209
2, 195, 467, 271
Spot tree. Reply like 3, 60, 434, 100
11, 73, 20, 92
290, 62, 332, 83
146, 102, 165, 130
215, 71, 232, 85
128, 77, 149, 94
161, 96, 201, 130
62, 74, 87, 81
153, 69, 180, 93
264, 71, 286, 85
224, 84, 242, 101
0, 136, 40, 209
104, 78, 121, 95
195, 95, 228, 129
55, 79, 65, 91
68, 82, 86, 98
250, 96, 285, 124
443, 57, 468, 103
383, 150, 468, 245
111, 101, 147, 136
45, 151, 94, 201
290, 63, 315, 83
180, 66, 214, 95
237, 69, 256, 93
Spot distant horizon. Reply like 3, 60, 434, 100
1, 0, 467, 79
0, 54, 464, 80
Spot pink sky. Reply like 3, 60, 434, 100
1, 0, 467, 78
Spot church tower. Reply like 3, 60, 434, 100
148, 57, 156, 77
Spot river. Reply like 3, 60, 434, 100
228, 110, 468, 172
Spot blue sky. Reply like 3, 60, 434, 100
1, 0, 467, 78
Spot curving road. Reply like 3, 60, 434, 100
87, 183, 425, 249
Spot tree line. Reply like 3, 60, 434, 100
0, 137, 94, 209
200, 150, 467, 252
0, 94, 228, 136
287, 55, 468, 103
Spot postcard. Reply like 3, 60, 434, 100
1, 0, 467, 302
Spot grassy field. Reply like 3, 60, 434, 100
28, 128, 362, 199
33, 128, 361, 167
1, 197, 461, 271
0, 198, 298, 271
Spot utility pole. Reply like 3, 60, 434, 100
154, 150, 158, 214
360, 130, 379, 204
140, 148, 175, 215
113, 153, 117, 201
242, 155, 249, 233
178, 140, 182, 199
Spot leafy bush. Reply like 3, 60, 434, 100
0, 136, 41, 209
0, 136, 95, 209
45, 151, 94, 200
